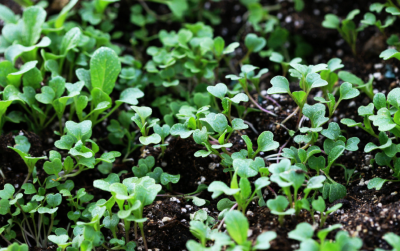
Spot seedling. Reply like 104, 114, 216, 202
338, 71, 374, 100
314, 82, 360, 118
312, 196, 343, 227
8, 135, 46, 189
319, 58, 344, 97
289, 223, 362, 250
322, 9, 366, 55
267, 195, 295, 226
269, 52, 302, 76
267, 63, 328, 125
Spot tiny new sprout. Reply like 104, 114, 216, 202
267, 63, 328, 126
208, 158, 271, 214
322, 9, 366, 55
312, 196, 342, 227
314, 82, 360, 118
267, 195, 295, 226
319, 58, 344, 97
130, 106, 162, 149
269, 52, 302, 77
338, 70, 374, 100
288, 223, 362, 250
8, 135, 46, 189
226, 65, 275, 116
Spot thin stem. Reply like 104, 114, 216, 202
217, 203, 238, 230
245, 90, 277, 116
276, 139, 290, 163
281, 106, 299, 125
140, 225, 148, 251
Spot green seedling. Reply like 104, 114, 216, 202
209, 157, 271, 213
269, 52, 302, 76
322, 9, 366, 55
361, 12, 396, 35
131, 106, 162, 148
226, 65, 274, 116
312, 196, 342, 227
289, 223, 362, 250
341, 103, 379, 138
267, 195, 295, 226
267, 63, 328, 124
8, 135, 46, 189
242, 33, 266, 64
380, 48, 400, 62
314, 82, 360, 118
338, 71, 374, 100
52, 120, 121, 180
319, 58, 344, 97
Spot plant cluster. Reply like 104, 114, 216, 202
0, 0, 400, 251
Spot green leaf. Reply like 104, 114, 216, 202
0, 184, 15, 200
306, 175, 326, 190
232, 118, 248, 130
14, 135, 30, 153
311, 196, 326, 212
7, 61, 38, 87
139, 134, 161, 145
160, 173, 180, 185
43, 159, 63, 176
373, 93, 386, 110
244, 33, 266, 53
116, 87, 144, 106
288, 222, 314, 241
224, 210, 249, 245
267, 76, 290, 94
323, 182, 347, 203
340, 118, 362, 127
60, 27, 81, 56
380, 48, 400, 61
170, 123, 193, 138
339, 82, 360, 100
322, 14, 340, 29
338, 71, 364, 86
321, 122, 341, 140
35, 86, 55, 104
90, 47, 121, 95
387, 88, 400, 109
254, 231, 276, 249
207, 83, 227, 99
46, 193, 62, 207
208, 181, 240, 199
267, 195, 292, 214
383, 233, 400, 250
327, 145, 345, 167
22, 6, 47, 46
233, 159, 258, 178
66, 120, 92, 141
0, 4, 18, 24
256, 131, 279, 153
200, 113, 228, 134
48, 234, 69, 245
55, 0, 78, 28
358, 103, 374, 116
367, 177, 388, 190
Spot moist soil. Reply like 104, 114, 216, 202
1, 0, 400, 250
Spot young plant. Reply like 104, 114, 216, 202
269, 52, 302, 77
288, 223, 362, 250
322, 9, 366, 55
226, 65, 274, 116
361, 11, 396, 36
312, 196, 343, 227
338, 70, 374, 100
52, 120, 121, 180
319, 58, 344, 97
314, 82, 360, 118
267, 63, 328, 124
8, 135, 46, 189
267, 195, 295, 226
131, 106, 162, 148
208, 158, 271, 214
187, 210, 277, 251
